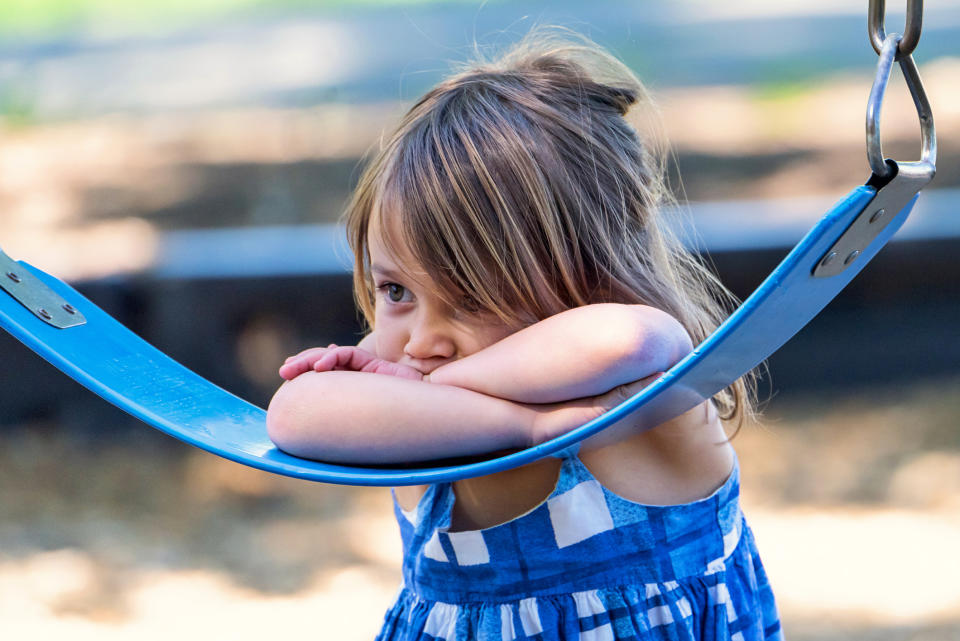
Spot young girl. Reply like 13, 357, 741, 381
267, 32, 781, 641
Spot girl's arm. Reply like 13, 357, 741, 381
268, 371, 528, 463
428, 304, 692, 403
266, 369, 649, 463
267, 304, 685, 463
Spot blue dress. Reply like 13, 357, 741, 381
377, 450, 782, 640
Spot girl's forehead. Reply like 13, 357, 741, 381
367, 213, 432, 285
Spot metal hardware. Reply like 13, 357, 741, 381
0, 248, 87, 328
866, 33, 936, 180
869, 0, 923, 56
814, 160, 934, 278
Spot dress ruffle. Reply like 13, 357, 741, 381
377, 454, 782, 640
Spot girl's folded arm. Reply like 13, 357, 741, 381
428, 304, 693, 404
266, 367, 646, 463
266, 370, 537, 463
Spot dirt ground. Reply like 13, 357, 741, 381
1, 376, 958, 640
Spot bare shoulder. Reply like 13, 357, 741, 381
579, 401, 735, 506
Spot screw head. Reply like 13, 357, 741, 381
844, 250, 861, 265
869, 208, 886, 224
62, 303, 77, 314
820, 251, 838, 268
6, 271, 21, 283
37, 308, 52, 320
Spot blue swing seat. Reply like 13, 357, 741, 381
0, 167, 928, 486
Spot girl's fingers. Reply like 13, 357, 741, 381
278, 360, 308, 380
345, 347, 377, 371
310, 346, 377, 373
392, 363, 426, 380
284, 348, 333, 370
285, 350, 317, 364
312, 348, 344, 372
279, 347, 334, 378
281, 345, 381, 378
284, 345, 338, 363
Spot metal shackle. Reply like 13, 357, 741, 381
869, 0, 924, 56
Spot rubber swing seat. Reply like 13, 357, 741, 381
0, 182, 922, 486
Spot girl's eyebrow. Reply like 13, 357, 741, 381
370, 264, 404, 280
372, 263, 433, 291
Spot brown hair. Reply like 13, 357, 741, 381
345, 30, 757, 426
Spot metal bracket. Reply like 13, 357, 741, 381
0, 249, 87, 329
813, 160, 935, 278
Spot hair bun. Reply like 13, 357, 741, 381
592, 84, 638, 116
504, 46, 641, 118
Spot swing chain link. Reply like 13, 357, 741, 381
869, 0, 923, 56
864, 0, 935, 181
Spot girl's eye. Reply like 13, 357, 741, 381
387, 284, 406, 302
379, 283, 412, 304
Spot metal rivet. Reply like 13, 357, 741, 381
6, 271, 20, 283
844, 250, 861, 265
38, 308, 52, 320
820, 251, 838, 267
62, 303, 76, 315
869, 208, 886, 224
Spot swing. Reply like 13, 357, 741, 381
0, 8, 937, 487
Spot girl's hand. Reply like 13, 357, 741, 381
279, 345, 424, 381
527, 372, 664, 446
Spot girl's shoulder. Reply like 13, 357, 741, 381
580, 400, 735, 506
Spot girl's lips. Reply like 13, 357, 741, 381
401, 358, 454, 376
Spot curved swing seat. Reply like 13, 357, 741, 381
0, 27, 939, 486
0, 162, 932, 486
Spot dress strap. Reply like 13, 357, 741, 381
546, 442, 581, 460
550, 446, 603, 495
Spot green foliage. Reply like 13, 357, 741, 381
0, 84, 37, 128
749, 57, 825, 102
752, 79, 817, 103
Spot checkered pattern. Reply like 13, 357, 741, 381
378, 454, 782, 640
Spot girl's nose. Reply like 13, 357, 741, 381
404, 318, 456, 362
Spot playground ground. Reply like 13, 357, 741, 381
1, 375, 958, 640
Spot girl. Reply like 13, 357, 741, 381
267, 32, 781, 641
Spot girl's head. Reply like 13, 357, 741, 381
346, 30, 755, 424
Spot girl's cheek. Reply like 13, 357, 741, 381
372, 319, 406, 362
474, 323, 517, 352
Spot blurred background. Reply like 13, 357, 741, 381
1, 0, 959, 639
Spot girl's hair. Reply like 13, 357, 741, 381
345, 29, 757, 426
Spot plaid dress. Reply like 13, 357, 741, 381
377, 450, 782, 640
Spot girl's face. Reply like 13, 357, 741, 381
367, 216, 516, 374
